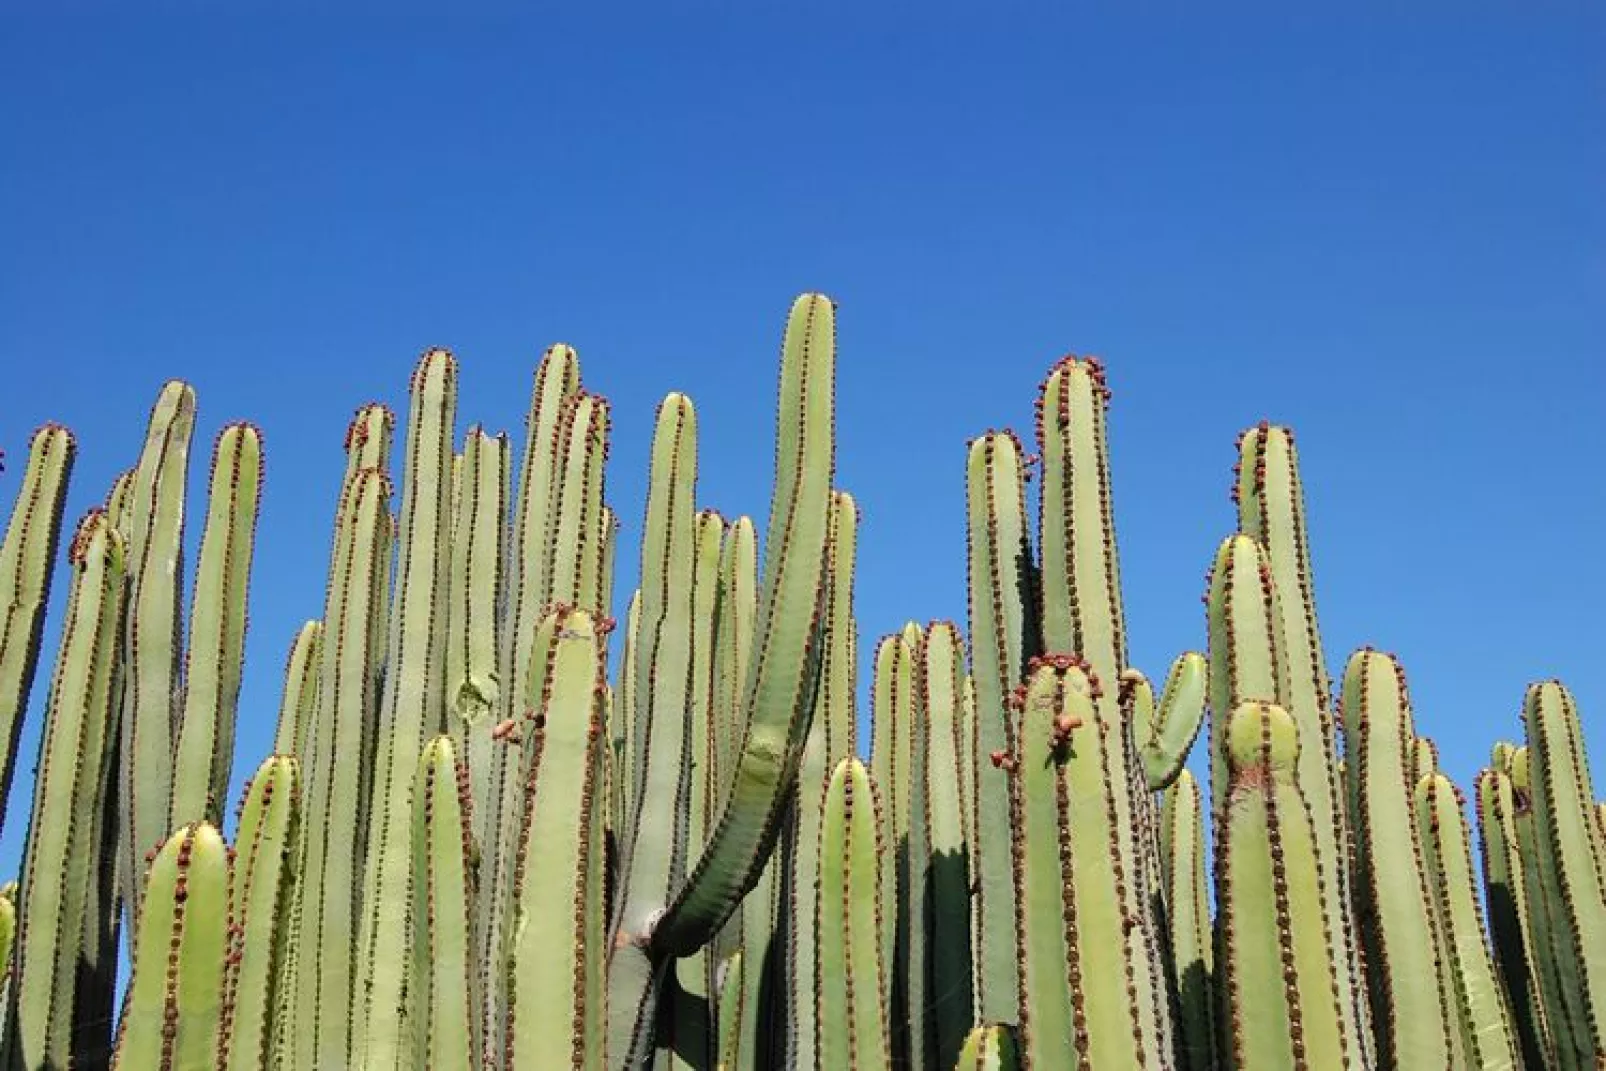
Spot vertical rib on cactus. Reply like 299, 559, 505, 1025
613, 590, 642, 840
1217, 700, 1353, 1070
919, 621, 974, 1071
0, 424, 74, 840
1523, 681, 1606, 1065
4, 512, 125, 1070
1415, 771, 1520, 1069
780, 492, 855, 1071
815, 757, 890, 1071
169, 422, 264, 829
714, 951, 745, 1070
1129, 652, 1207, 790
1235, 422, 1370, 1063
1340, 649, 1456, 1068
355, 349, 458, 1071
544, 393, 611, 613
110, 822, 227, 1071
408, 736, 479, 1070
1159, 768, 1214, 1071
869, 629, 915, 1033
290, 466, 392, 1071
118, 381, 197, 929
504, 607, 607, 1070
955, 1024, 1021, 1070
270, 622, 322, 759
964, 428, 1034, 1024
648, 293, 836, 955
221, 755, 300, 1071
1206, 534, 1289, 817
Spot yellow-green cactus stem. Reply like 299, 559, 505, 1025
612, 590, 642, 839
1206, 533, 1289, 816
964, 428, 1034, 1024
110, 822, 228, 1071
1414, 771, 1519, 1069
5, 511, 126, 1070
815, 757, 890, 1071
504, 608, 607, 1070
1127, 652, 1207, 791
169, 421, 264, 829
1218, 701, 1353, 1070
713, 951, 745, 1071
408, 736, 479, 1070
269, 622, 321, 760
117, 381, 196, 928
0, 424, 74, 839
1340, 649, 1456, 1068
1159, 769, 1214, 1071
0, 881, 15, 1044
220, 756, 300, 1071
355, 349, 459, 1070
954, 1024, 1020, 1070
869, 627, 916, 1034
542, 392, 611, 614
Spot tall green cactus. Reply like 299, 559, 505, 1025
408, 736, 479, 1070
1159, 768, 1214, 1071
815, 757, 890, 1071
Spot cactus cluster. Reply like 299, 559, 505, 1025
0, 294, 1599, 1070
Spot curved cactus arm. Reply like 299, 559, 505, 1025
111, 822, 228, 1071
1340, 649, 1456, 1068
270, 622, 322, 759
0, 424, 74, 838
1159, 769, 1215, 1071
964, 428, 1034, 1023
1126, 652, 1206, 791
408, 737, 479, 1070
170, 422, 264, 830
954, 1024, 1020, 1070
355, 349, 458, 1071
648, 294, 837, 958
1217, 701, 1354, 1070
815, 757, 890, 1071
1523, 681, 1606, 1064
504, 608, 607, 1070
117, 381, 197, 928
5, 511, 126, 1070
1415, 771, 1520, 1069
220, 756, 301, 1071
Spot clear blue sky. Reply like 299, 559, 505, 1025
2, 8, 1602, 898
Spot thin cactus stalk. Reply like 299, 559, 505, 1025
1127, 651, 1207, 791
220, 756, 300, 1071
0, 881, 15, 1045
869, 628, 915, 1032
111, 822, 228, 1071
356, 349, 458, 1071
118, 380, 197, 929
4, 511, 126, 1070
1340, 649, 1457, 1068
954, 1024, 1020, 1070
169, 421, 264, 829
714, 951, 745, 1071
1158, 768, 1214, 1071
0, 424, 74, 839
270, 622, 322, 760
1217, 700, 1353, 1070
735, 853, 779, 1070
408, 736, 479, 1071
1234, 422, 1370, 1061
815, 757, 890, 1071
1414, 770, 1519, 1069
964, 428, 1033, 1024
503, 607, 608, 1070
1206, 533, 1289, 817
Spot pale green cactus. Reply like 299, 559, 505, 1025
408, 736, 479, 1070
815, 757, 890, 1071
1159, 769, 1214, 1071
954, 1024, 1020, 1070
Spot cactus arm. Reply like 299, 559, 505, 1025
648, 294, 837, 956
117, 381, 197, 927
504, 608, 607, 1070
5, 513, 126, 1069
815, 757, 890, 1071
1159, 769, 1215, 1071
869, 630, 914, 1022
1415, 771, 1520, 1069
270, 622, 322, 759
0, 424, 74, 839
111, 822, 228, 1071
1206, 534, 1289, 816
543, 394, 611, 612
1127, 652, 1206, 791
964, 428, 1034, 1023
713, 951, 745, 1070
1217, 701, 1352, 1069
220, 756, 300, 1071
169, 422, 264, 829
955, 1024, 1021, 1070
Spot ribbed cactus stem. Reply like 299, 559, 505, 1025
964, 428, 1033, 1023
0, 424, 74, 839
870, 628, 916, 1027
1415, 771, 1519, 1069
170, 421, 264, 829
503, 607, 608, 1070
1206, 533, 1289, 814
955, 1024, 1020, 1070
111, 822, 228, 1071
543, 393, 611, 613
815, 757, 890, 1071
5, 511, 126, 1070
408, 736, 479, 1070
270, 622, 321, 759
221, 756, 300, 1071
1159, 769, 1214, 1071
1218, 700, 1353, 1070
1128, 651, 1207, 790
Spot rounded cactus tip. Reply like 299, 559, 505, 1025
1226, 700, 1300, 776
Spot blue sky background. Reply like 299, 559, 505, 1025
2, 4, 1602, 961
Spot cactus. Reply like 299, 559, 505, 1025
954, 1025, 1020, 1071
1159, 769, 1214, 1071
815, 757, 890, 1071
